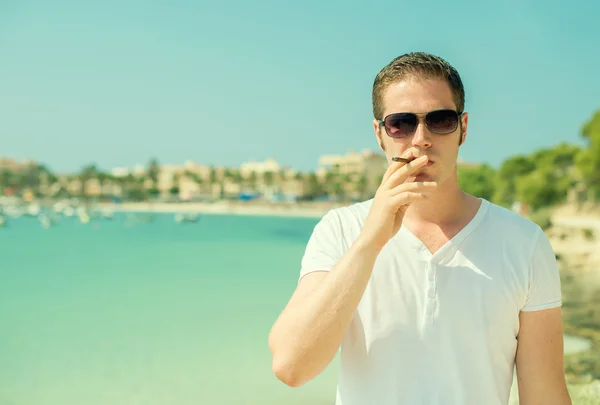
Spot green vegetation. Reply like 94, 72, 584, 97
583, 228, 595, 241
2, 110, 599, 208
528, 208, 553, 231
458, 111, 600, 211
559, 265, 600, 402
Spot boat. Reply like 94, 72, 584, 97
39, 214, 52, 229
101, 208, 114, 220
175, 213, 199, 223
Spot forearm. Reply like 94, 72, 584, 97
269, 237, 380, 386
519, 390, 572, 405
516, 308, 573, 405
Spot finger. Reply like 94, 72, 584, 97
384, 156, 429, 189
390, 191, 430, 208
381, 160, 405, 184
390, 181, 438, 196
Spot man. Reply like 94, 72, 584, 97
268, 52, 572, 405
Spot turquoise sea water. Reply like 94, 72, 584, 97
0, 211, 592, 405
0, 212, 339, 405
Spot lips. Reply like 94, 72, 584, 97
404, 156, 434, 165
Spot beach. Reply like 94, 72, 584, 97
99, 200, 342, 218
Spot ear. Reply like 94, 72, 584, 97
459, 112, 469, 146
373, 119, 386, 151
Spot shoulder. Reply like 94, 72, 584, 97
481, 199, 543, 242
299, 200, 373, 277
321, 199, 373, 226
472, 199, 549, 268
475, 201, 561, 306
311, 199, 373, 240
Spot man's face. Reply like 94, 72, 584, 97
372, 76, 468, 184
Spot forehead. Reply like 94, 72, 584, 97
382, 77, 456, 116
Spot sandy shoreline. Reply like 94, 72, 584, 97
96, 201, 344, 218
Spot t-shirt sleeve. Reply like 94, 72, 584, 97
521, 227, 563, 312
299, 209, 344, 282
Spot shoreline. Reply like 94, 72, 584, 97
96, 201, 345, 219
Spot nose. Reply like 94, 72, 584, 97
410, 120, 432, 149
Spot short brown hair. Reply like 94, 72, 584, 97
372, 52, 465, 120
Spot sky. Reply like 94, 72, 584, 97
1, 0, 599, 174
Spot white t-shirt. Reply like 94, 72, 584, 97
299, 198, 562, 405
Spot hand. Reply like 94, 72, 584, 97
358, 155, 437, 251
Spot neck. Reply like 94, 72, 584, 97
404, 171, 474, 225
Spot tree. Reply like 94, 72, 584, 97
356, 174, 369, 200
492, 156, 536, 207
122, 173, 137, 200
332, 180, 345, 201
79, 164, 99, 198
36, 164, 57, 196
515, 168, 563, 211
303, 172, 324, 200
170, 173, 180, 198
97, 172, 109, 199
0, 169, 22, 193
248, 172, 257, 193
457, 164, 496, 201
263, 171, 274, 187
323, 164, 342, 200
21, 163, 43, 195
147, 158, 160, 189
576, 110, 600, 200
530, 143, 581, 176
0, 169, 11, 188
530, 143, 581, 205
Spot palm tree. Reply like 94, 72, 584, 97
0, 169, 11, 189
79, 164, 99, 200
209, 166, 217, 200
0, 169, 21, 195
170, 172, 180, 199
123, 173, 136, 201
248, 172, 257, 193
323, 165, 341, 200
147, 158, 160, 193
302, 172, 323, 201
357, 173, 368, 200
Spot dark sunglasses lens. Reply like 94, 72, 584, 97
385, 113, 417, 137
426, 110, 459, 134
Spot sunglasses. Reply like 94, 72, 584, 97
378, 109, 463, 138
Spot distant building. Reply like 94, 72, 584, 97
0, 158, 36, 172
183, 161, 211, 182
110, 167, 131, 178
110, 163, 147, 178
84, 178, 103, 197
318, 148, 386, 176
157, 165, 184, 196
317, 149, 387, 198
240, 158, 281, 178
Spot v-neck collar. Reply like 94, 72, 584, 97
398, 198, 490, 264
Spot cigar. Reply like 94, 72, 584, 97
392, 156, 413, 163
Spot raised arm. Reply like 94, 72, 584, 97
268, 156, 436, 387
